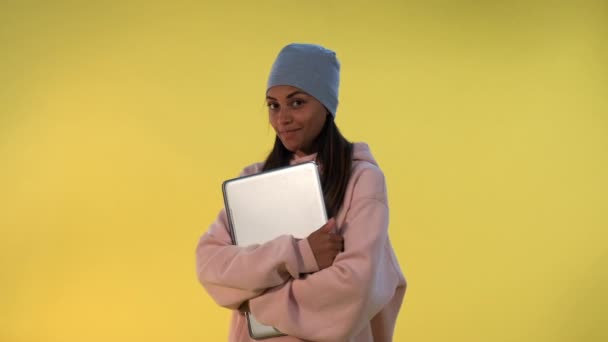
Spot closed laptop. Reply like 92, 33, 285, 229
222, 161, 327, 339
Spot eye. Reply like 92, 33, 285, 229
267, 102, 279, 110
291, 99, 306, 108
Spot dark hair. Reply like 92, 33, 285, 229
262, 115, 353, 218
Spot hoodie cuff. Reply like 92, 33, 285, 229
297, 238, 320, 274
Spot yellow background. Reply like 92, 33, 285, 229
1, 1, 606, 341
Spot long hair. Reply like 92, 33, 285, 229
262, 115, 353, 218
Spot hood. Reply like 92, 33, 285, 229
352, 142, 378, 166
289, 142, 378, 166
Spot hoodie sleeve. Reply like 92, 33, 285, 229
248, 167, 403, 342
195, 166, 320, 310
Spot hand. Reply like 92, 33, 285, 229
306, 218, 343, 270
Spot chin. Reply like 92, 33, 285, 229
281, 143, 300, 153
283, 145, 297, 153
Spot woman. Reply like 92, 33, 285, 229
196, 43, 406, 342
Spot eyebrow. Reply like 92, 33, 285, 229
266, 90, 309, 101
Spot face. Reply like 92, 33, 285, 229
266, 85, 328, 157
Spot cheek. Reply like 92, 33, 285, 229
312, 114, 327, 135
269, 114, 278, 132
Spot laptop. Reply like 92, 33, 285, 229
222, 161, 328, 339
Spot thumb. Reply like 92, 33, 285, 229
320, 218, 337, 233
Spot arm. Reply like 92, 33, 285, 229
195, 207, 320, 310
248, 169, 403, 341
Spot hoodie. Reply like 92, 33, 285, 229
196, 142, 407, 342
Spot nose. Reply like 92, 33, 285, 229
277, 106, 293, 124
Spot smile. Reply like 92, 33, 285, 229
280, 128, 301, 136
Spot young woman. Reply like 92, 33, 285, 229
196, 43, 406, 342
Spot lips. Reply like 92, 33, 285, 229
280, 128, 301, 138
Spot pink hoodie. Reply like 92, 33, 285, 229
196, 142, 406, 342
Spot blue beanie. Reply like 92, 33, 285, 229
267, 43, 340, 117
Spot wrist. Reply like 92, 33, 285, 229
297, 238, 320, 274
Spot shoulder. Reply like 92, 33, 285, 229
349, 159, 387, 203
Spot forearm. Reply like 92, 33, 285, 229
248, 195, 401, 341
196, 220, 319, 309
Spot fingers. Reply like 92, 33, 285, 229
323, 218, 343, 252
328, 234, 344, 252
320, 217, 336, 233
335, 240, 345, 252
329, 234, 343, 243
308, 218, 343, 269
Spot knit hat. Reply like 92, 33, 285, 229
267, 43, 340, 117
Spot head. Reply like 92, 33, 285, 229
266, 85, 329, 157
262, 43, 353, 217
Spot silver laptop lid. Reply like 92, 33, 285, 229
223, 161, 327, 247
